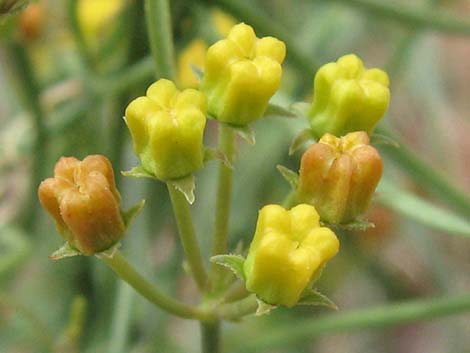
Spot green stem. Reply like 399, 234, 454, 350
101, 250, 210, 320
216, 294, 258, 321
167, 183, 208, 291
144, 0, 176, 79
5, 42, 47, 232
201, 321, 221, 353
210, 124, 236, 289
325, 0, 470, 36
235, 293, 470, 352
108, 283, 133, 353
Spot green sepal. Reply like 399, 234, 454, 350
255, 298, 277, 316
289, 128, 315, 155
276, 165, 299, 190
228, 124, 255, 145
210, 254, 246, 281
370, 133, 400, 148
49, 242, 81, 260
121, 199, 146, 229
323, 219, 375, 232
263, 103, 298, 120
95, 243, 121, 259
190, 64, 203, 81
168, 174, 196, 204
297, 289, 338, 310
121, 166, 157, 179
204, 147, 233, 169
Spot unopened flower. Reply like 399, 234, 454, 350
201, 22, 285, 126
125, 79, 207, 180
308, 54, 390, 138
38, 155, 125, 255
297, 131, 383, 224
244, 204, 339, 307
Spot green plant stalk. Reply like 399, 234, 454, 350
210, 124, 236, 289
167, 183, 208, 291
108, 283, 133, 353
325, 0, 470, 36
214, 0, 470, 220
234, 293, 470, 352
200, 321, 221, 353
101, 250, 210, 320
144, 0, 176, 79
5, 43, 46, 232
216, 294, 258, 321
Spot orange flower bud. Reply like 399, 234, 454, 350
297, 131, 383, 224
38, 155, 125, 255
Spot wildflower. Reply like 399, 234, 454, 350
297, 131, 383, 224
38, 155, 125, 255
244, 204, 339, 307
201, 22, 285, 126
308, 54, 390, 138
124, 79, 207, 180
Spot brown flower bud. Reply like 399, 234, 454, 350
38, 155, 125, 255
297, 131, 383, 224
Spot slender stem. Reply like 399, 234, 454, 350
100, 250, 210, 320
201, 321, 221, 353
108, 283, 133, 353
144, 0, 176, 79
235, 293, 470, 352
167, 183, 208, 291
210, 124, 236, 289
325, 0, 470, 36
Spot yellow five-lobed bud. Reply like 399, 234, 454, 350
297, 131, 383, 224
244, 204, 339, 307
125, 79, 207, 181
38, 155, 125, 256
201, 22, 286, 126
309, 54, 390, 138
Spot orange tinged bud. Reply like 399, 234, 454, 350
38, 155, 125, 255
297, 131, 383, 224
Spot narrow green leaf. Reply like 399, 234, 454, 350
121, 166, 157, 179
298, 289, 338, 310
210, 254, 246, 281
204, 147, 233, 169
50, 242, 81, 260
377, 179, 470, 237
277, 165, 299, 189
256, 298, 276, 316
168, 174, 196, 204
289, 128, 315, 155
121, 200, 146, 229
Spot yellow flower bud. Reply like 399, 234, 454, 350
125, 79, 207, 180
244, 204, 339, 307
297, 131, 383, 224
38, 155, 125, 256
309, 54, 390, 138
201, 23, 286, 126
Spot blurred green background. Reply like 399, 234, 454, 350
0, 0, 469, 352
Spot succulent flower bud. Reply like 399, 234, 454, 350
38, 155, 125, 256
244, 204, 339, 307
308, 54, 390, 138
125, 79, 207, 180
297, 131, 383, 224
201, 22, 286, 126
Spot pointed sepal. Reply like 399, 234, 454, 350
190, 64, 204, 82
168, 174, 196, 204
204, 147, 233, 169
210, 254, 246, 281
297, 289, 338, 310
230, 124, 255, 145
255, 298, 277, 316
121, 166, 157, 179
289, 128, 315, 155
121, 199, 146, 229
50, 242, 81, 260
277, 165, 299, 190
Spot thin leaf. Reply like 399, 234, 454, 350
204, 147, 233, 169
230, 124, 255, 145
121, 200, 146, 229
168, 174, 196, 204
210, 254, 246, 281
298, 289, 338, 310
50, 242, 81, 260
121, 166, 157, 179
256, 298, 276, 316
289, 128, 315, 155
277, 165, 299, 189
376, 179, 470, 237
